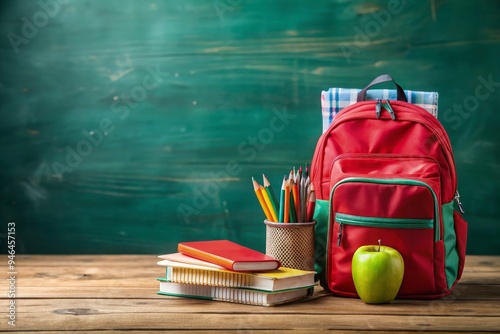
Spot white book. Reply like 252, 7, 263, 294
157, 281, 313, 306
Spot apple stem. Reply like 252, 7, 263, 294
378, 239, 381, 252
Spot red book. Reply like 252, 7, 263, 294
178, 240, 281, 272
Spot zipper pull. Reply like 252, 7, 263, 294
375, 99, 382, 119
384, 100, 396, 120
454, 190, 465, 214
337, 222, 343, 246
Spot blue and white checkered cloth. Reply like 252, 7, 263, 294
321, 88, 439, 133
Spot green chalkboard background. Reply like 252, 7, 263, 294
0, 0, 499, 255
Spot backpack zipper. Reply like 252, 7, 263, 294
336, 213, 434, 228
336, 222, 343, 246
454, 190, 465, 214
335, 213, 434, 246
375, 99, 382, 119
376, 99, 396, 120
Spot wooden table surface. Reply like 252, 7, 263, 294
1, 255, 498, 333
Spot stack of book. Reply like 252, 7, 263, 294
156, 240, 316, 306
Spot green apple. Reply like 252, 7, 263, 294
352, 239, 404, 304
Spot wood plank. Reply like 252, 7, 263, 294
8, 331, 495, 334
16, 287, 160, 299
11, 284, 500, 301
11, 275, 497, 290
8, 266, 489, 282
2, 254, 498, 297
464, 256, 500, 270
5, 252, 500, 296
462, 257, 500, 280
457, 272, 500, 285
8, 265, 162, 286
1, 312, 498, 332
11, 254, 500, 271
8, 255, 500, 272
4, 297, 500, 317
18, 269, 500, 286
11, 255, 158, 267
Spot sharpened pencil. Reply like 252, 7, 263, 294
284, 177, 290, 223
252, 177, 273, 221
279, 176, 286, 222
300, 176, 306, 222
263, 174, 279, 222
306, 184, 316, 222
291, 176, 300, 223
289, 179, 297, 223
260, 185, 278, 222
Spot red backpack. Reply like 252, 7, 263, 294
311, 75, 468, 299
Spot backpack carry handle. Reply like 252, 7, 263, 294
357, 74, 408, 102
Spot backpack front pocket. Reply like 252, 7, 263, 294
327, 178, 439, 297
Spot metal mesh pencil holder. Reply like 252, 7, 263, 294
264, 220, 316, 271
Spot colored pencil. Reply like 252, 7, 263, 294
260, 185, 278, 222
278, 176, 286, 222
262, 174, 279, 222
299, 176, 306, 222
284, 177, 290, 223
306, 185, 316, 222
289, 180, 297, 223
252, 177, 273, 221
291, 176, 299, 223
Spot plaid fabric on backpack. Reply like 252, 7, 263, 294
321, 88, 439, 132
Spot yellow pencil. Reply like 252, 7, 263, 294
252, 177, 273, 221
260, 185, 278, 222
262, 174, 279, 221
